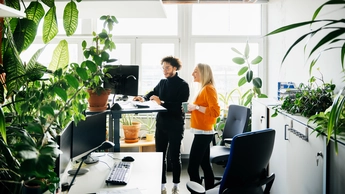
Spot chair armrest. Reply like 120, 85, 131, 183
186, 181, 206, 194
223, 138, 233, 144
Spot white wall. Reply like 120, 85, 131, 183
266, 0, 344, 98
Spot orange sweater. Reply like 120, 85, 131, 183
190, 84, 220, 131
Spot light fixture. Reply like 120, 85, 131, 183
0, 4, 26, 18
55, 0, 167, 18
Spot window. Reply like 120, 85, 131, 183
192, 4, 261, 36
97, 5, 178, 36
25, 3, 265, 106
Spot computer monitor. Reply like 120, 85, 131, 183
55, 121, 73, 175
103, 64, 139, 100
71, 112, 107, 163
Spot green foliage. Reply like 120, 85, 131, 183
136, 113, 157, 134
0, 0, 89, 193
231, 41, 268, 107
71, 15, 119, 95
266, 0, 345, 73
309, 87, 345, 154
120, 114, 137, 126
273, 72, 335, 118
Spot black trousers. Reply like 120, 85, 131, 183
188, 134, 215, 190
155, 125, 184, 184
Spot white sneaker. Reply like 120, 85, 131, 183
161, 188, 167, 194
172, 187, 179, 194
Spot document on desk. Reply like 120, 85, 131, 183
97, 188, 142, 194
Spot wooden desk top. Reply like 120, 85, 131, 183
120, 139, 155, 148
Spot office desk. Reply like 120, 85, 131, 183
63, 152, 162, 194
109, 101, 166, 152
88, 101, 166, 152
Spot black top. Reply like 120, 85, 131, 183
143, 72, 190, 129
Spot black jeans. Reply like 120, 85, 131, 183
188, 134, 215, 190
155, 125, 184, 184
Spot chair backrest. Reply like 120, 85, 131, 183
219, 128, 276, 194
221, 104, 250, 145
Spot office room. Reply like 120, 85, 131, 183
0, 0, 344, 194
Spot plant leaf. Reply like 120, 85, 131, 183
43, 6, 58, 43
63, 1, 79, 36
54, 86, 68, 102
253, 77, 262, 88
251, 56, 263, 65
238, 66, 248, 76
232, 57, 245, 65
48, 40, 69, 71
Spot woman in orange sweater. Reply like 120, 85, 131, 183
186, 63, 220, 190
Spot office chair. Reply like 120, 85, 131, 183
208, 104, 250, 184
187, 128, 276, 194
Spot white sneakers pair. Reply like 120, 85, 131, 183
161, 187, 179, 194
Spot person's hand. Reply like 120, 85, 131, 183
187, 104, 197, 111
133, 96, 144, 102
149, 95, 162, 104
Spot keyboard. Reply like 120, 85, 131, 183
105, 161, 132, 185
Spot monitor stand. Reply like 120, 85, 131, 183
115, 95, 128, 101
83, 154, 99, 164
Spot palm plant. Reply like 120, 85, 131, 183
266, 0, 345, 73
266, 0, 345, 154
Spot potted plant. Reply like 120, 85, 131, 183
77, 15, 119, 111
136, 113, 157, 141
231, 41, 268, 107
120, 114, 141, 143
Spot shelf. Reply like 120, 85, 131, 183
0, 4, 25, 18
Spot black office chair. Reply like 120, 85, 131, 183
187, 128, 276, 194
208, 104, 250, 184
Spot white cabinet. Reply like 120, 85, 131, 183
269, 112, 325, 194
285, 119, 325, 194
251, 98, 269, 131
252, 99, 326, 194
269, 112, 289, 193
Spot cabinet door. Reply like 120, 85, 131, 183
286, 120, 325, 194
269, 112, 289, 193
251, 99, 269, 131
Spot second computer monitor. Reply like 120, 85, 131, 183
71, 112, 107, 162
104, 64, 139, 98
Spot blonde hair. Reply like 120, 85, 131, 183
197, 63, 215, 88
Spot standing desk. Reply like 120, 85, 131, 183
63, 152, 162, 194
91, 101, 166, 152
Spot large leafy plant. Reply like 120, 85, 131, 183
0, 0, 89, 193
266, 0, 345, 73
78, 15, 118, 95
266, 0, 345, 154
231, 41, 267, 107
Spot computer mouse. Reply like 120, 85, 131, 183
122, 156, 135, 162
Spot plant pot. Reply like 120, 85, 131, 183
123, 122, 141, 143
87, 89, 111, 112
146, 133, 154, 141
22, 182, 42, 194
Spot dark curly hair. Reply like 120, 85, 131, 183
161, 56, 182, 70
